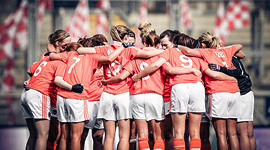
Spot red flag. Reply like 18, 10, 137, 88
180, 0, 193, 30
0, 0, 28, 60
135, 0, 148, 48
96, 0, 110, 36
213, 1, 250, 45
65, 0, 90, 42
37, 0, 52, 31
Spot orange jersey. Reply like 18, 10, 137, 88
160, 47, 208, 87
30, 52, 60, 107
160, 63, 172, 102
95, 41, 139, 94
56, 51, 101, 100
124, 55, 165, 95
197, 46, 240, 94
29, 57, 64, 105
87, 66, 104, 101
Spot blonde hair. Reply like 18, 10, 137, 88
198, 32, 222, 48
48, 29, 70, 46
110, 25, 130, 42
138, 22, 155, 43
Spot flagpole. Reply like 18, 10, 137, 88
27, 0, 38, 71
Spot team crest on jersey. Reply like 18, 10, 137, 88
108, 49, 114, 55
214, 52, 225, 58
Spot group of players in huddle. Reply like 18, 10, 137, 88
21, 22, 256, 150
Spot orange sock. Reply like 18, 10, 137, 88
138, 138, 150, 150
174, 138, 185, 150
153, 139, 165, 150
201, 145, 211, 150
190, 138, 201, 149
46, 141, 57, 150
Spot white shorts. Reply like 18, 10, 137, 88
97, 92, 131, 121
170, 82, 205, 113
57, 95, 89, 123
210, 92, 240, 119
85, 101, 104, 129
238, 91, 254, 122
201, 94, 211, 123
131, 93, 165, 121
164, 101, 171, 116
21, 89, 51, 120
50, 107, 58, 118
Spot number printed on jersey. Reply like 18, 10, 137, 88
33, 61, 48, 76
140, 62, 150, 80
108, 61, 121, 77
179, 55, 192, 68
215, 52, 225, 58
68, 57, 81, 74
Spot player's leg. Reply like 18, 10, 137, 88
47, 116, 61, 150
162, 115, 174, 150
58, 122, 69, 150
227, 118, 239, 150
237, 121, 250, 150
118, 119, 130, 150
188, 112, 202, 150
151, 119, 164, 150
80, 127, 89, 150
200, 122, 211, 150
136, 119, 150, 150
70, 122, 85, 150
25, 118, 36, 150
103, 120, 116, 150
212, 118, 228, 150
247, 121, 256, 150
171, 113, 187, 149
129, 119, 137, 150
34, 119, 50, 150
92, 128, 104, 150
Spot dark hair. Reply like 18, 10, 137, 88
77, 36, 94, 47
65, 42, 82, 52
193, 39, 203, 48
92, 34, 108, 46
48, 29, 70, 46
160, 29, 180, 41
145, 31, 160, 47
173, 34, 194, 48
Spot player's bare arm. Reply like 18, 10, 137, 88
132, 57, 166, 82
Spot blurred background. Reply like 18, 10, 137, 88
0, 0, 269, 149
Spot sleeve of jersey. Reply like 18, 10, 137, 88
123, 60, 134, 75
59, 52, 69, 63
224, 45, 237, 59
199, 59, 209, 73
95, 46, 108, 56
159, 49, 170, 61
29, 62, 39, 74
196, 49, 212, 61
129, 47, 139, 60
161, 62, 170, 75
55, 62, 67, 77
88, 54, 101, 67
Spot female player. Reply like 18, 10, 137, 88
76, 25, 163, 150
100, 22, 169, 150
208, 56, 256, 150
132, 33, 237, 150
78, 34, 108, 150
177, 32, 244, 150
50, 41, 129, 150
159, 29, 180, 150
21, 30, 71, 150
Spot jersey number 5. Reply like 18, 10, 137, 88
179, 55, 192, 68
